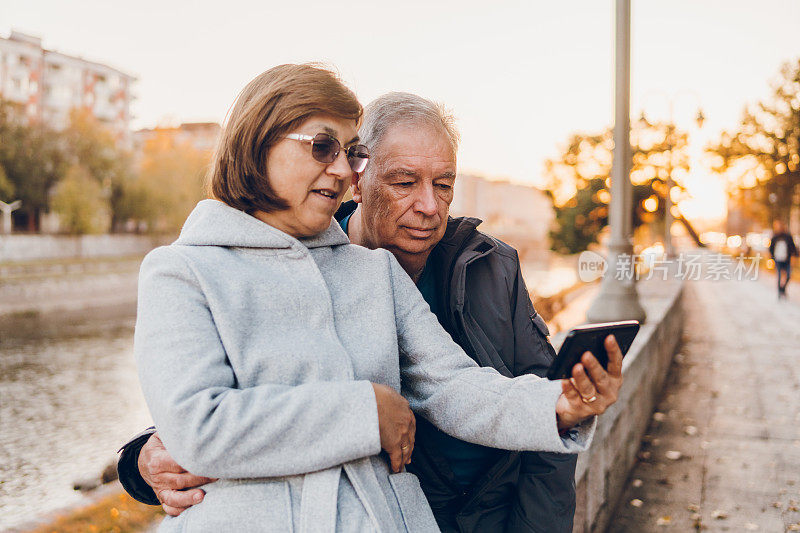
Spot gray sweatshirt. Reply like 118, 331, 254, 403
134, 199, 594, 532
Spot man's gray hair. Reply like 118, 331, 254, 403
360, 92, 460, 161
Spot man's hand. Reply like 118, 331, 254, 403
555, 334, 623, 431
371, 383, 416, 473
138, 433, 216, 516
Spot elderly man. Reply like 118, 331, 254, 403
118, 93, 584, 532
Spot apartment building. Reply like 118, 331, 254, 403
134, 122, 222, 154
451, 173, 554, 261
0, 31, 135, 146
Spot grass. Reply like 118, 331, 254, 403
28, 491, 164, 533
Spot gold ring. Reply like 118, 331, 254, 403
581, 395, 598, 404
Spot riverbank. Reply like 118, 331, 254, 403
0, 234, 169, 263
0, 255, 142, 317
8, 482, 163, 533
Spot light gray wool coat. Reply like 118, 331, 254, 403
134, 199, 595, 533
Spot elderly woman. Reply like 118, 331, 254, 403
135, 64, 620, 532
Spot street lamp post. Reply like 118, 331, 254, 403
586, 0, 647, 324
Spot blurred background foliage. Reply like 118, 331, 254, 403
708, 59, 800, 229
0, 101, 209, 235
545, 120, 690, 254
546, 59, 800, 254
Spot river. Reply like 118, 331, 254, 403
0, 305, 151, 531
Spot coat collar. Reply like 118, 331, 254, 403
176, 199, 350, 250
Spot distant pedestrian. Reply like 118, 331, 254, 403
768, 220, 797, 299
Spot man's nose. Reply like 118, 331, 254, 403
413, 184, 438, 217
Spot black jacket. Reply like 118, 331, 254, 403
118, 202, 576, 532
339, 202, 576, 532
769, 232, 798, 263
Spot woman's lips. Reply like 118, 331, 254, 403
311, 189, 340, 205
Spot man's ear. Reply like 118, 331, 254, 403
351, 172, 363, 203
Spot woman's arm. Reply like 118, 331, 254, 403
134, 247, 381, 479
385, 251, 595, 454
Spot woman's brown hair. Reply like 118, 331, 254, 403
208, 64, 362, 212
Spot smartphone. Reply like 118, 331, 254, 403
546, 320, 640, 380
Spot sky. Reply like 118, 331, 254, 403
2, 0, 800, 222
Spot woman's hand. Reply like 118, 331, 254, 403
555, 335, 624, 431
371, 383, 416, 473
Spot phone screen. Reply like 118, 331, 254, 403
546, 321, 640, 380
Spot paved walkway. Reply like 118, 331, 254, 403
609, 277, 800, 531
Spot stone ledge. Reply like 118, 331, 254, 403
0, 234, 170, 263
551, 278, 684, 533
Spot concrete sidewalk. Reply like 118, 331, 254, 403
609, 278, 800, 531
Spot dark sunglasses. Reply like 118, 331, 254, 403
285, 133, 370, 173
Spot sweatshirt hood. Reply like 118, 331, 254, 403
175, 200, 350, 249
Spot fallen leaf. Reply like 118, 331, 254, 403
630, 499, 643, 508
788, 525, 800, 532
687, 504, 700, 512
665, 450, 683, 460
656, 516, 671, 526
712, 509, 728, 519
772, 501, 783, 508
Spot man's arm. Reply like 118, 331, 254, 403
118, 429, 215, 516
118, 427, 159, 505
